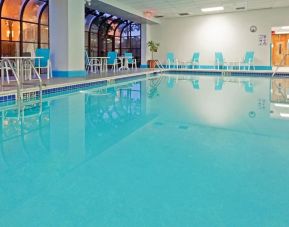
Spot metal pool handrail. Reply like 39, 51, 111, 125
272, 53, 289, 77
5, 59, 21, 100
155, 60, 165, 73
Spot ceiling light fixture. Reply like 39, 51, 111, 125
281, 26, 289, 30
144, 10, 155, 19
201, 6, 224, 12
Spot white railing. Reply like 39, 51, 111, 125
155, 60, 165, 73
272, 53, 289, 77
4, 59, 21, 100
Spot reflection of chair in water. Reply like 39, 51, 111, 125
243, 81, 254, 93
1, 101, 50, 167
215, 78, 224, 91
192, 80, 200, 90
167, 78, 176, 88
86, 84, 141, 130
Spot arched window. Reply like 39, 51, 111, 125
121, 23, 141, 64
0, 0, 23, 56
114, 21, 128, 54
39, 4, 49, 48
85, 8, 142, 63
0, 0, 49, 57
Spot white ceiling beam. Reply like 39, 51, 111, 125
93, 0, 161, 24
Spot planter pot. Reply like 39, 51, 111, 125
147, 60, 158, 68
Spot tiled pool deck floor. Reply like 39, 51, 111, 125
0, 68, 160, 95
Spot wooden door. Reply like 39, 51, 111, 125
272, 34, 289, 66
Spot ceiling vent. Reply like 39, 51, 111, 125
236, 7, 246, 10
178, 13, 190, 16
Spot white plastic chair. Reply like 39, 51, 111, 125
85, 51, 102, 72
0, 60, 11, 84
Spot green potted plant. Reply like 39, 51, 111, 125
147, 41, 160, 68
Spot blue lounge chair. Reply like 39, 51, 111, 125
192, 52, 200, 69
241, 51, 255, 70
35, 48, 52, 79
215, 52, 226, 70
107, 51, 118, 72
124, 52, 137, 69
167, 52, 178, 69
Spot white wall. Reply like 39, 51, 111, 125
148, 7, 289, 66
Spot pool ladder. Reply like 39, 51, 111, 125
272, 53, 289, 77
1, 59, 21, 100
1, 59, 43, 101
20, 59, 43, 102
155, 60, 165, 73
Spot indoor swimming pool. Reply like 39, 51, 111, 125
1, 74, 289, 226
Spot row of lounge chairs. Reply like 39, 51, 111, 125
166, 51, 255, 70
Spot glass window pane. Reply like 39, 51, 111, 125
91, 33, 97, 48
40, 5, 49, 25
1, 20, 20, 41
107, 36, 113, 52
1, 41, 20, 56
115, 22, 127, 37
131, 36, 141, 48
115, 49, 120, 54
85, 15, 95, 31
23, 22, 38, 42
121, 36, 130, 48
121, 48, 130, 56
91, 48, 97, 57
41, 43, 48, 48
131, 24, 141, 36
122, 25, 131, 37
85, 31, 89, 47
91, 23, 98, 33
23, 42, 37, 56
40, 25, 49, 43
1, 0, 23, 20
23, 0, 45, 23
115, 37, 120, 49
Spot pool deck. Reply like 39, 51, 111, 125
1, 68, 289, 98
0, 68, 161, 96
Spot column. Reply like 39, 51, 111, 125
49, 0, 86, 77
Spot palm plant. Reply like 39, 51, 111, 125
147, 41, 160, 60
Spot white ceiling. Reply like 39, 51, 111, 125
111, 0, 289, 18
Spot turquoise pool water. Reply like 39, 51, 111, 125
1, 75, 289, 226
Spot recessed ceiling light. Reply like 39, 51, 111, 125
201, 6, 224, 12
281, 26, 289, 29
